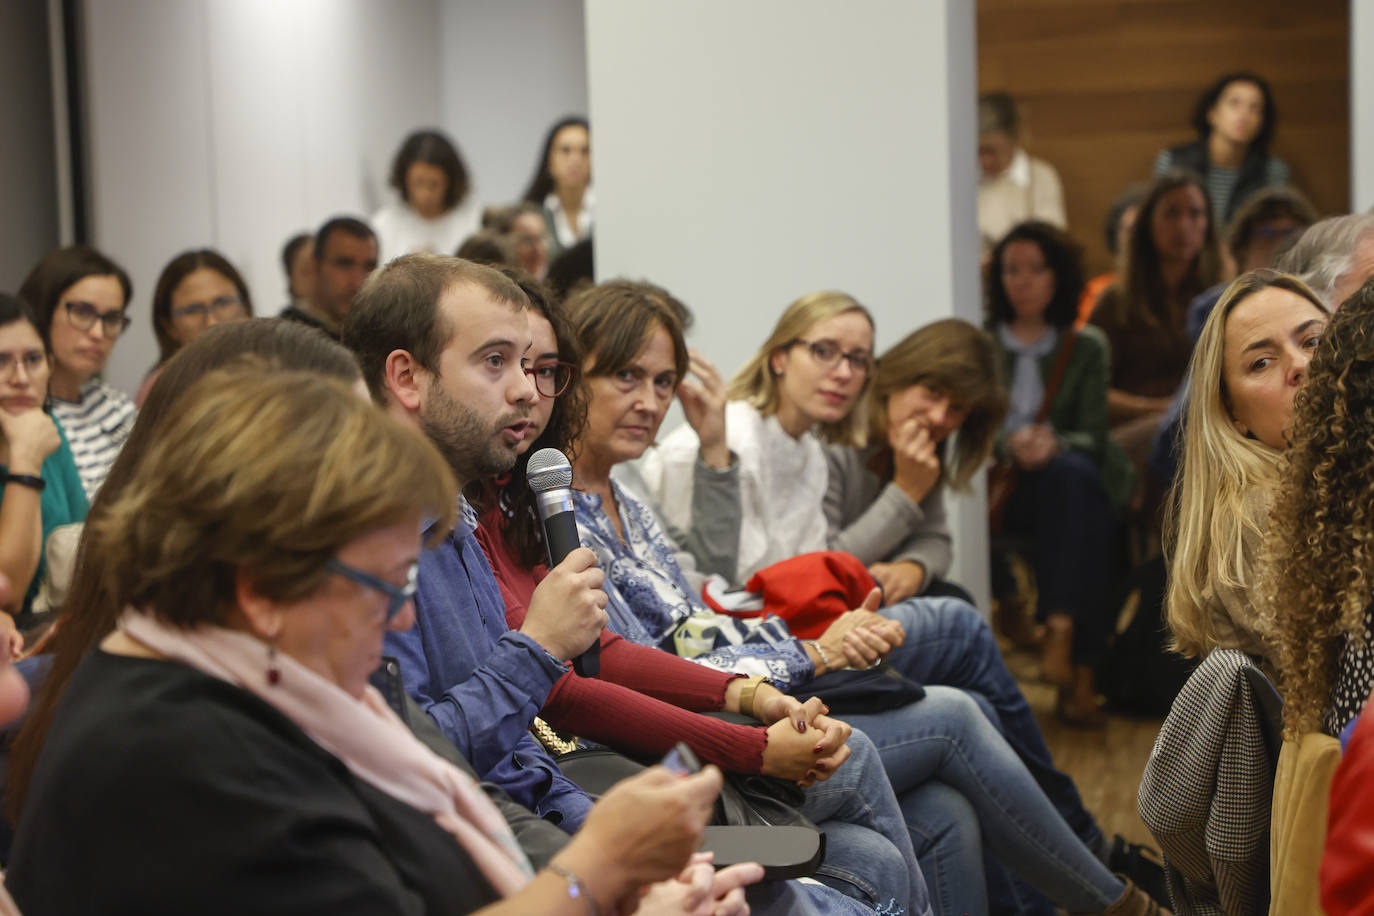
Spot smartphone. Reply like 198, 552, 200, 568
661, 741, 702, 775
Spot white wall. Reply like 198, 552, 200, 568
1354, 0, 1374, 211
439, 0, 589, 207
83, 0, 441, 393
585, 0, 990, 607
0, 0, 60, 292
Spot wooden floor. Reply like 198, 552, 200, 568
1000, 637, 1164, 848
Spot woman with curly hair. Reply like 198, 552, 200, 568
1167, 270, 1328, 663
1257, 278, 1374, 737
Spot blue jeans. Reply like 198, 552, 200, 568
802, 727, 933, 916
879, 596, 1105, 852
845, 686, 1123, 915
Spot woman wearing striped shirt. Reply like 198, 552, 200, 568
18, 246, 137, 500
1152, 72, 1290, 227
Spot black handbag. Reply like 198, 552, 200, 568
803, 663, 926, 715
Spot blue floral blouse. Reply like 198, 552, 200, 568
572, 482, 814, 691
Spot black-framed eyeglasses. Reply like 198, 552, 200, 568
171, 295, 247, 325
523, 359, 577, 398
325, 558, 418, 621
63, 301, 131, 338
791, 338, 874, 376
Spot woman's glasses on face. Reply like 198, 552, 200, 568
0, 351, 48, 380
792, 338, 874, 376
172, 295, 247, 325
325, 558, 418, 622
63, 301, 131, 338
523, 359, 577, 398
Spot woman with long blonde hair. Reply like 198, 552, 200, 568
642, 290, 874, 583
1257, 278, 1374, 737
1166, 269, 1329, 661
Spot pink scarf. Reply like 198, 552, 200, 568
118, 610, 532, 897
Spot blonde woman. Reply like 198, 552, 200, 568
642, 291, 874, 583
1166, 270, 1328, 663
1258, 278, 1374, 737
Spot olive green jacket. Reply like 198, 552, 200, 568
993, 324, 1135, 509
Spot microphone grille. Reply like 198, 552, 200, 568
526, 447, 573, 493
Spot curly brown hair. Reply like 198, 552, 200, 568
1260, 276, 1374, 736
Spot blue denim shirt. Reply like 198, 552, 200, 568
386, 499, 593, 830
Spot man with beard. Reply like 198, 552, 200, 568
344, 253, 608, 829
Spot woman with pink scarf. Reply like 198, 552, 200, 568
4, 365, 753, 916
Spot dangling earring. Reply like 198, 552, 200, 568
266, 642, 281, 686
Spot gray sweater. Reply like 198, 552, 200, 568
823, 444, 952, 591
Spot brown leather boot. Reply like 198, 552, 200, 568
1098, 874, 1173, 915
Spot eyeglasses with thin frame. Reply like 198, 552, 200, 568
63, 301, 131, 338
0, 351, 48, 380
523, 359, 577, 398
790, 338, 875, 376
171, 294, 247, 325
325, 558, 418, 621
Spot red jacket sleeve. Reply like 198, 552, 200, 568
473, 513, 766, 773
1323, 708, 1374, 915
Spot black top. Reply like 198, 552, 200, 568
8, 651, 500, 915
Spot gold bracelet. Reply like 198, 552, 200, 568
737, 675, 768, 718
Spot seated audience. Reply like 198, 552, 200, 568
1153, 72, 1290, 226
1187, 186, 1318, 339
1166, 270, 1328, 664
1149, 187, 1319, 489
6, 365, 748, 915
280, 232, 314, 314
987, 221, 1129, 726
564, 279, 1165, 915
137, 249, 253, 405
344, 255, 914, 915
373, 129, 482, 260
1090, 170, 1220, 476
1274, 212, 1374, 309
1258, 278, 1374, 737
643, 290, 874, 583
17, 245, 136, 499
977, 92, 1067, 257
522, 117, 592, 260
1077, 185, 1146, 328
280, 216, 378, 341
0, 295, 86, 622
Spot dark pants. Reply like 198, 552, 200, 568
1002, 450, 1117, 667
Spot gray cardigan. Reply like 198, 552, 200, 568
823, 443, 952, 591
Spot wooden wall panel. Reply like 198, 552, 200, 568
978, 0, 1349, 274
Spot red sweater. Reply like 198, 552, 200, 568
473, 509, 767, 774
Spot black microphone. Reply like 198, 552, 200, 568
526, 447, 599, 677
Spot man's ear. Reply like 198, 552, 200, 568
234, 569, 283, 642
384, 349, 424, 412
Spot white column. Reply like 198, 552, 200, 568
1353, 0, 1374, 212
585, 0, 989, 609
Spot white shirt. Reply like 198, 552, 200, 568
543, 187, 595, 250
642, 400, 829, 584
977, 148, 1067, 252
371, 197, 482, 262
